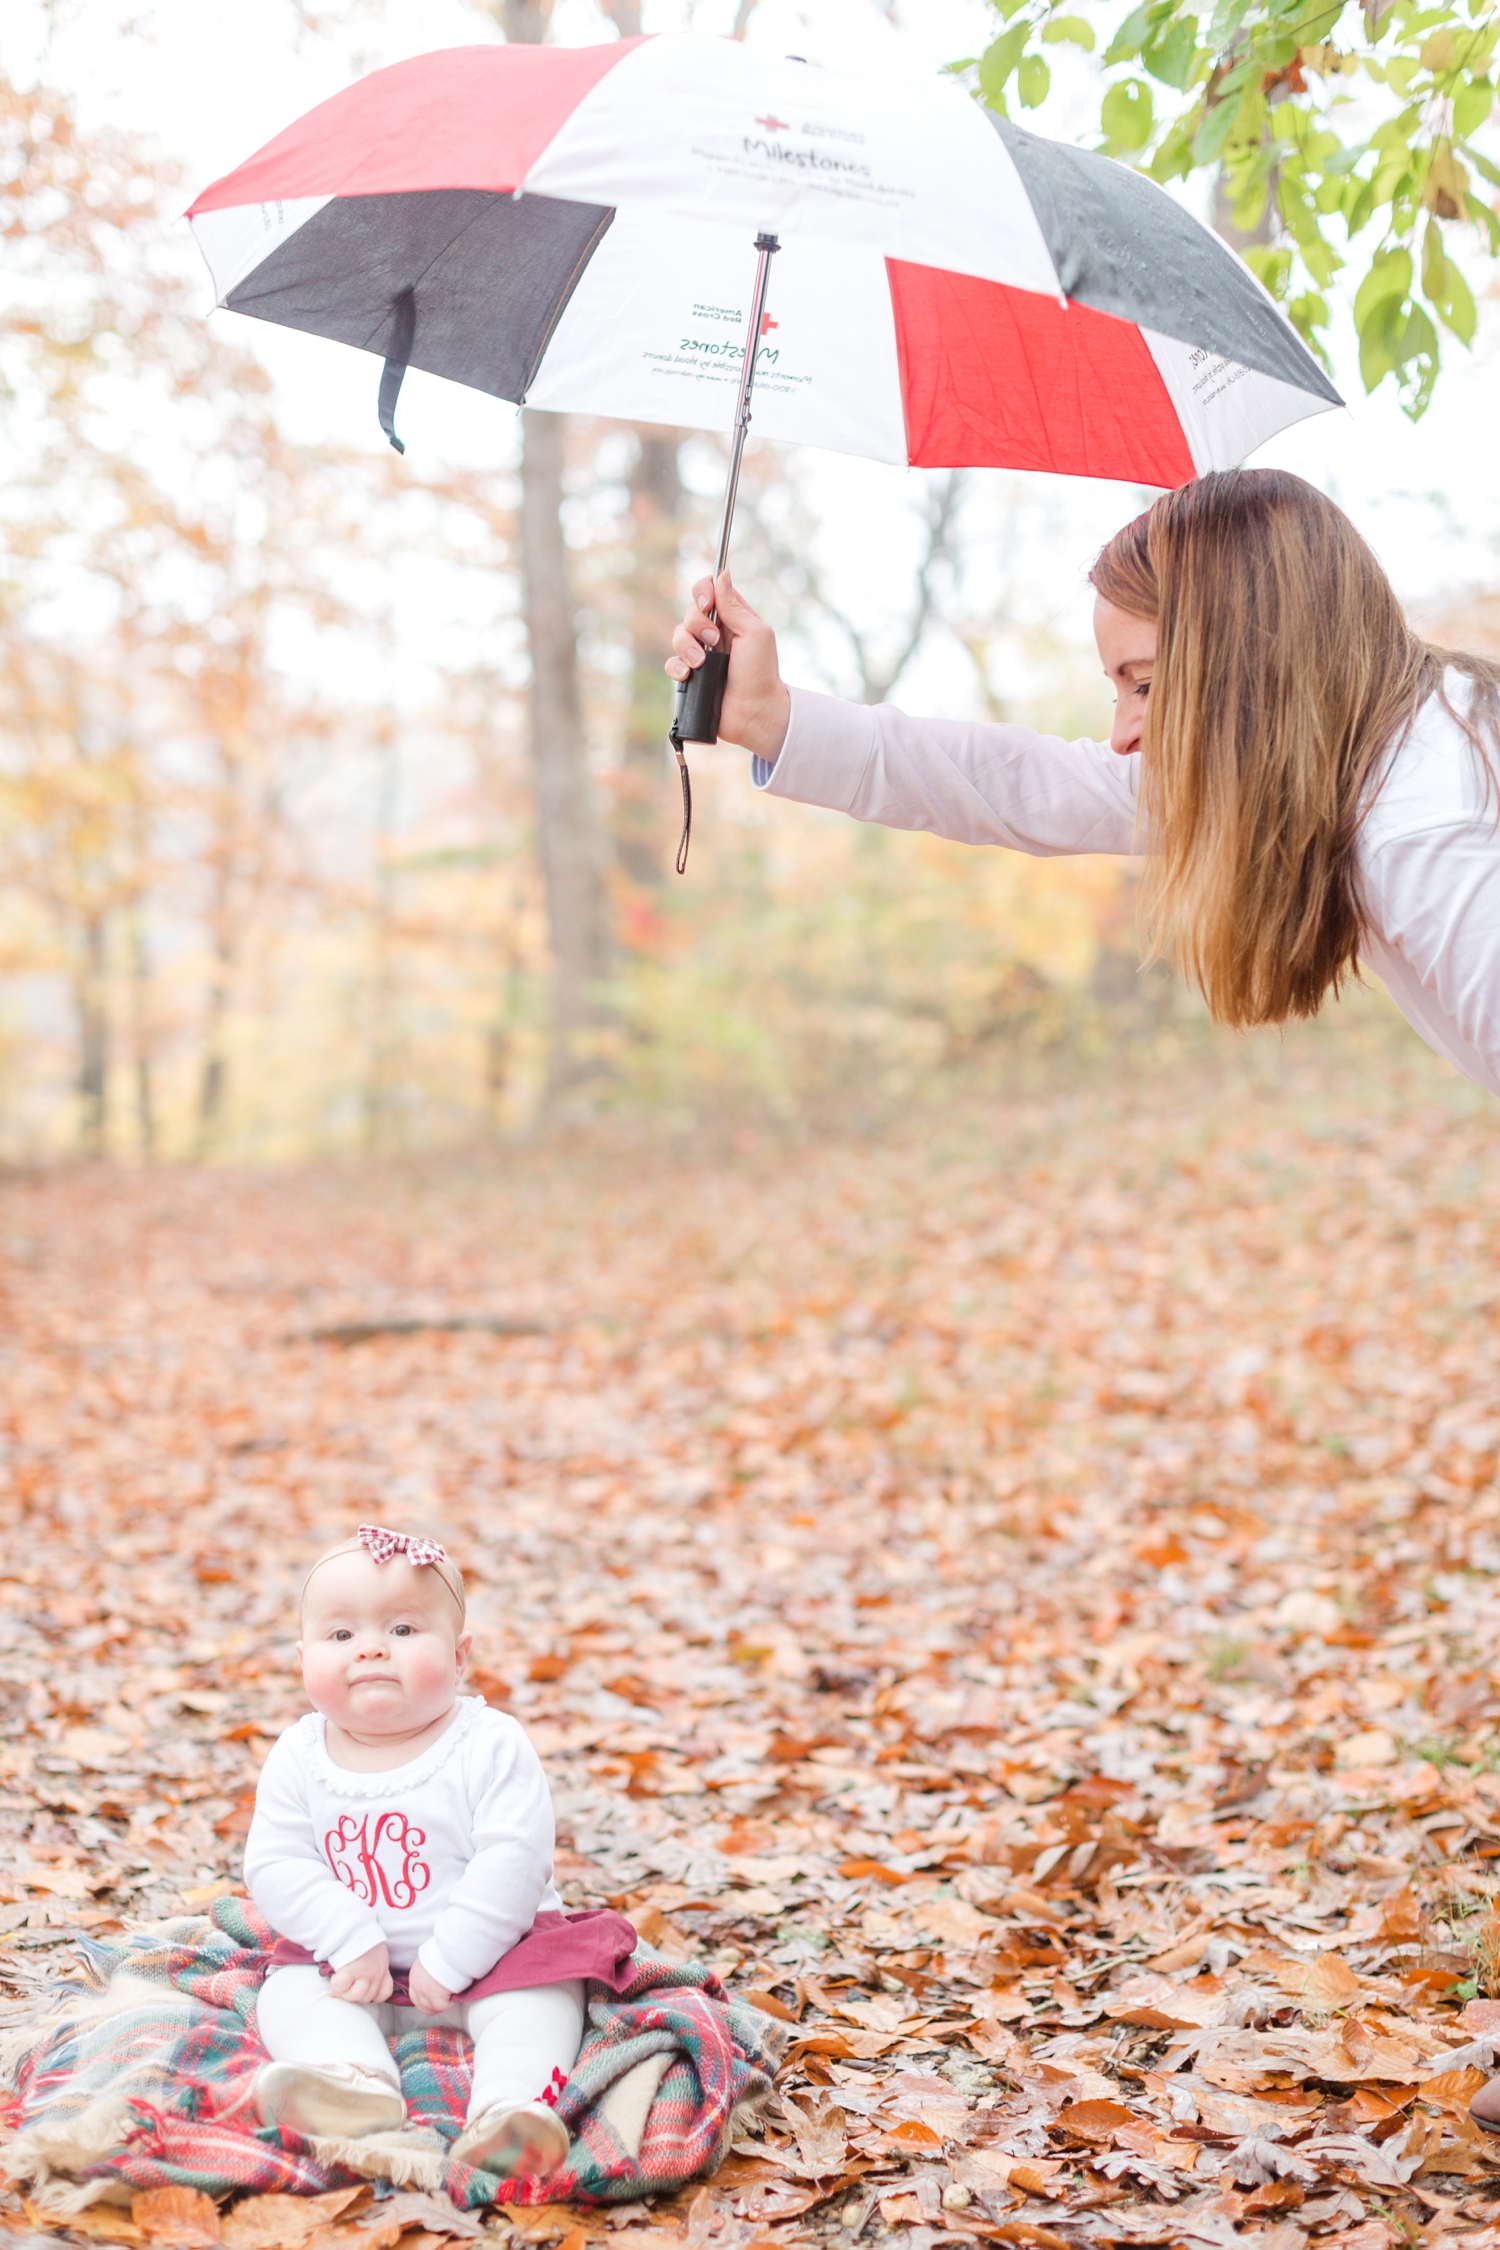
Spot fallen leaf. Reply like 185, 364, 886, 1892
221, 2191, 369, 2249
1054, 2100, 1135, 2144
131, 2190, 221, 2248
24, 2204, 143, 2244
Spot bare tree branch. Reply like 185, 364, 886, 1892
798, 471, 968, 706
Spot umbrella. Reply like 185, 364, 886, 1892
187, 32, 1341, 864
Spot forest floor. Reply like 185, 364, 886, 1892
5, 1029, 1500, 2250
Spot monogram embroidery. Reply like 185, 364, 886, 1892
324, 1811, 431, 1909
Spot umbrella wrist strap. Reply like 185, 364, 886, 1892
672, 743, 692, 877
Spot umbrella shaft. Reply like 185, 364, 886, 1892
711, 231, 780, 591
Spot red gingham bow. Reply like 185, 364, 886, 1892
357, 1523, 448, 1569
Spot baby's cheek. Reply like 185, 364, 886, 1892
302, 1648, 348, 1706
411, 1643, 459, 1699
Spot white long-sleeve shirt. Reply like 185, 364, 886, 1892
753, 684, 1500, 1098
243, 1697, 563, 1995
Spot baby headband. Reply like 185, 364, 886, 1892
358, 1523, 446, 1567
301, 1524, 466, 1614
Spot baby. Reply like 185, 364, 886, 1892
244, 1525, 578, 2180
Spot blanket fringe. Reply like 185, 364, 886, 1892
21, 2175, 134, 2218
0, 2093, 138, 2193
304, 2128, 448, 2192
1, 1972, 195, 2090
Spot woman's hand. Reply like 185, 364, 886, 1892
666, 571, 791, 765
407, 1959, 454, 2015
328, 1943, 393, 2005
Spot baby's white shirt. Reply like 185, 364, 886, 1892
243, 1696, 563, 1995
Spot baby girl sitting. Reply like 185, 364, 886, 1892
244, 1525, 592, 2180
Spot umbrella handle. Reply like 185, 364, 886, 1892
671, 647, 730, 751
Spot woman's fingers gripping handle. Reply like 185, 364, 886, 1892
665, 571, 791, 764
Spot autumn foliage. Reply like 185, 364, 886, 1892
4, 1042, 1500, 2242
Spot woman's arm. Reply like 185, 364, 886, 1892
669, 574, 1140, 858
1360, 822, 1500, 1097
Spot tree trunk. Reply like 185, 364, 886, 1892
616, 429, 684, 892
520, 406, 613, 1096
129, 905, 155, 1160
76, 913, 108, 1158
196, 898, 232, 1157
364, 722, 400, 1152
498, 0, 613, 1102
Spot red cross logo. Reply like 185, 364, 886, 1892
755, 113, 790, 130
760, 313, 778, 336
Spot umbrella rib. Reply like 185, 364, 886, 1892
516, 205, 616, 403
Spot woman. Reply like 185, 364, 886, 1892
667, 469, 1500, 1094
670, 467, 1500, 2136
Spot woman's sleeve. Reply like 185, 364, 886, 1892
752, 687, 1141, 857
242, 1732, 386, 1971
416, 1720, 555, 1996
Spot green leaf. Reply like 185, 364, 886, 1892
1142, 16, 1198, 87
1468, 143, 1500, 186
1455, 75, 1495, 131
1191, 92, 1241, 162
1286, 289, 1332, 349
1464, 189, 1500, 250
1422, 222, 1478, 339
1101, 76, 1155, 146
1206, 0, 1250, 45
1104, 2, 1153, 62
1357, 300, 1398, 388
1352, 243, 1412, 324
978, 21, 1031, 102
1243, 243, 1294, 298
1359, 292, 1438, 398
1017, 51, 1052, 103
1042, 13, 1096, 45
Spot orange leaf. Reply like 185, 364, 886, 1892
221, 2195, 367, 2250
24, 2203, 142, 2243
131, 2190, 221, 2248
1421, 2068, 1487, 2113
1054, 2099, 1134, 2144
1305, 1953, 1362, 2007
738, 1986, 800, 2023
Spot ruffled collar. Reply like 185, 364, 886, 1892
300, 1693, 484, 1798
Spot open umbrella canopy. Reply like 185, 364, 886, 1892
187, 33, 1340, 491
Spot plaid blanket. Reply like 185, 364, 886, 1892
0, 1897, 785, 2215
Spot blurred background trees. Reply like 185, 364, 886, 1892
1, 1, 1491, 1161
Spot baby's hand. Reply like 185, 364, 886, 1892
329, 1944, 393, 2005
407, 1959, 454, 2015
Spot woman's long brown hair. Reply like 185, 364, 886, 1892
1090, 469, 1500, 1028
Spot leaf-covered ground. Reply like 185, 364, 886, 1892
6, 1044, 1500, 2250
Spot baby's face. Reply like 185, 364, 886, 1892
299, 1550, 470, 1742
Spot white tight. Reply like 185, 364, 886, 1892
256, 1966, 586, 2123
